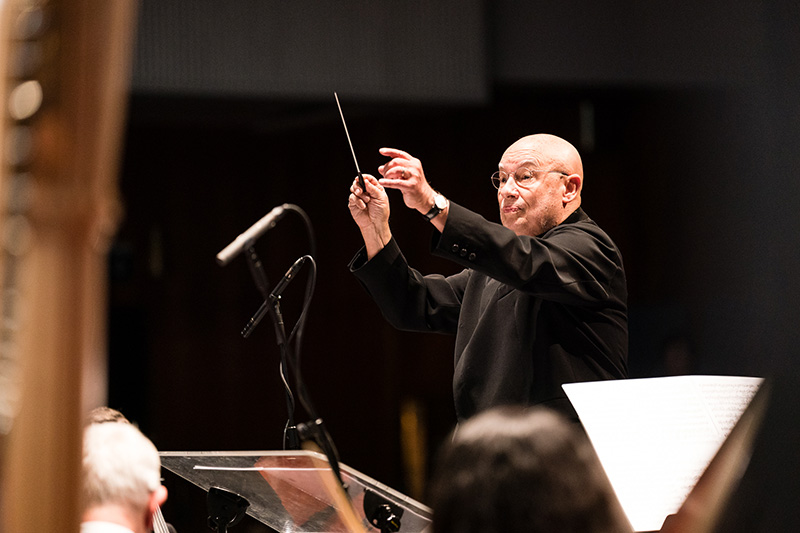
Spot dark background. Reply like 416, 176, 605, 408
106, 1, 800, 531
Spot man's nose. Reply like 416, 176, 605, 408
499, 177, 519, 196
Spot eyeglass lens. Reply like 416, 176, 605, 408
492, 168, 536, 188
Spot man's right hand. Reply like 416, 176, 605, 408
348, 173, 392, 258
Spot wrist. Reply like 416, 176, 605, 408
361, 222, 391, 254
364, 231, 391, 259
421, 192, 448, 221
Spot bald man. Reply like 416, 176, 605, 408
348, 134, 627, 421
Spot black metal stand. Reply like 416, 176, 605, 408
296, 417, 347, 492
242, 246, 300, 450
207, 487, 249, 533
363, 489, 403, 532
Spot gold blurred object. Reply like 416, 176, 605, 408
0, 0, 138, 530
400, 397, 428, 500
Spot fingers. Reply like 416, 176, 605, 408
378, 160, 424, 194
379, 161, 420, 182
378, 147, 422, 180
379, 147, 412, 159
361, 173, 381, 193
377, 176, 414, 192
348, 192, 367, 211
349, 175, 375, 211
350, 173, 383, 197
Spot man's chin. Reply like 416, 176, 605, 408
512, 223, 534, 236
501, 215, 535, 236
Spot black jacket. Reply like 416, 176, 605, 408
350, 202, 628, 421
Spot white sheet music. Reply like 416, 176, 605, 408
563, 375, 762, 533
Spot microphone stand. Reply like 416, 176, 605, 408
245, 252, 349, 492
242, 245, 299, 450
244, 251, 348, 492
221, 207, 350, 502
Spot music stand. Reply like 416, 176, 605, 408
160, 450, 433, 533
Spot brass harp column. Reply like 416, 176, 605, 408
0, 0, 138, 530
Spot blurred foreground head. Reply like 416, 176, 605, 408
429, 406, 631, 533
81, 422, 167, 533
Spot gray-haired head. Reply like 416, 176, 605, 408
81, 421, 162, 513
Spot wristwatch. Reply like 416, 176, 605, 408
423, 193, 448, 221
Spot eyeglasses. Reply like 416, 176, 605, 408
490, 167, 569, 189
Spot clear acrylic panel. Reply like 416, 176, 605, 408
160, 450, 433, 533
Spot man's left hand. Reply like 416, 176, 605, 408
378, 147, 436, 214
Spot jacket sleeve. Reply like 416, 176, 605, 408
433, 202, 625, 307
349, 237, 468, 334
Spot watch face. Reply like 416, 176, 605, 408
435, 194, 447, 209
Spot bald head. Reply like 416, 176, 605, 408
502, 134, 583, 179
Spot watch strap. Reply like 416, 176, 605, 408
423, 194, 446, 221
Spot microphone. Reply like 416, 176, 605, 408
270, 256, 307, 299
240, 256, 307, 338
216, 204, 289, 266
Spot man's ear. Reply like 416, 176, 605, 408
145, 485, 169, 529
562, 174, 582, 203
155, 485, 168, 507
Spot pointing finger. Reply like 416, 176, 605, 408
379, 147, 413, 160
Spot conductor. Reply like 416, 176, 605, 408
348, 134, 627, 421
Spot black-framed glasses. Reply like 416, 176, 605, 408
490, 168, 569, 189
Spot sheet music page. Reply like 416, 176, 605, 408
563, 375, 762, 533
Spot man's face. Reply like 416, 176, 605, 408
496, 150, 567, 237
